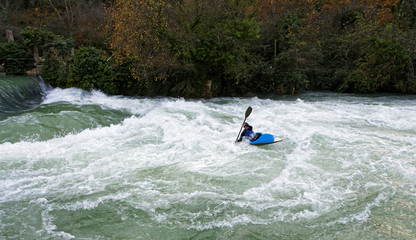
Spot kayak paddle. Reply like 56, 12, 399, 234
235, 106, 252, 142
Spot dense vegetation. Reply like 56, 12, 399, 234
1, 0, 416, 97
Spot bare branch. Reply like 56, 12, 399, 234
48, 0, 62, 19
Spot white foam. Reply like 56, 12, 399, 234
1, 92, 416, 237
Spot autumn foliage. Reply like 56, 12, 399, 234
104, 0, 170, 66
75, 0, 416, 94
1, 0, 415, 96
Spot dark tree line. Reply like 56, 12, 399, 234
1, 0, 416, 97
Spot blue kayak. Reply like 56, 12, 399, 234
249, 132, 282, 145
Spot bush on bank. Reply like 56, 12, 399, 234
0, 42, 33, 75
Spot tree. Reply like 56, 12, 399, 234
21, 26, 55, 64
41, 37, 75, 87
168, 0, 261, 92
0, 42, 33, 75
0, 0, 107, 45
393, 0, 416, 29
336, 18, 416, 93
104, 0, 261, 96
68, 47, 116, 93
104, 0, 170, 69
361, 0, 400, 24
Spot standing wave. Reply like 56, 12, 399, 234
0, 87, 134, 144
0, 76, 50, 116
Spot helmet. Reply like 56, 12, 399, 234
243, 122, 252, 129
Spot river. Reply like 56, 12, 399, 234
1, 76, 415, 239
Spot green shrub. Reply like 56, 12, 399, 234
68, 47, 116, 93
41, 52, 68, 87
0, 42, 33, 75
21, 26, 55, 54
339, 70, 374, 93
41, 39, 74, 87
273, 49, 308, 94
111, 58, 143, 96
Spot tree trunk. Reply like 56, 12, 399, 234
203, 79, 212, 98
33, 46, 40, 65
6, 30, 14, 42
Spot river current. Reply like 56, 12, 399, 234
1, 76, 415, 239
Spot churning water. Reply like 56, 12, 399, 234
0, 76, 415, 239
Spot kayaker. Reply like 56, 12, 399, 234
235, 122, 260, 142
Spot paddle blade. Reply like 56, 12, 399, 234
245, 106, 252, 118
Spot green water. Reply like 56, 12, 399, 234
0, 76, 415, 239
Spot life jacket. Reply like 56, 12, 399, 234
245, 129, 256, 141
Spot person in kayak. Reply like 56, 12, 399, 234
235, 122, 261, 142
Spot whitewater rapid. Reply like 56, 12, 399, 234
1, 83, 415, 239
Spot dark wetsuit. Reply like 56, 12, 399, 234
237, 125, 260, 142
